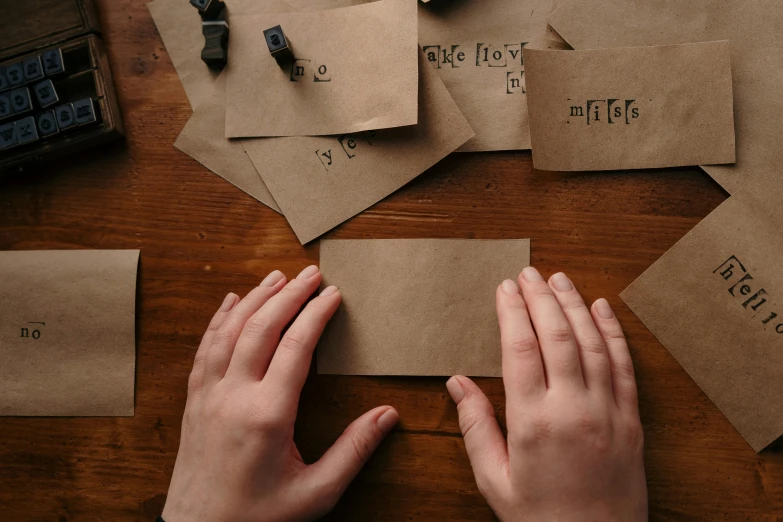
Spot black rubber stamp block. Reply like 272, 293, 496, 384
263, 25, 294, 65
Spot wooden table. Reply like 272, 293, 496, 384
1, 1, 782, 520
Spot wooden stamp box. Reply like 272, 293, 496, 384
0, 0, 124, 171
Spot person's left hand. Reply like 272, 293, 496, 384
162, 266, 399, 522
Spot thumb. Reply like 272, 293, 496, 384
301, 405, 398, 514
447, 376, 509, 496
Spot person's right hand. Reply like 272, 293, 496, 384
447, 267, 647, 521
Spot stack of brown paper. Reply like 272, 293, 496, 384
243, 49, 474, 244
225, 0, 419, 138
0, 250, 139, 416
152, 0, 473, 245
524, 42, 736, 171
621, 182, 783, 452
549, 0, 783, 194
263, 0, 566, 151
317, 239, 530, 377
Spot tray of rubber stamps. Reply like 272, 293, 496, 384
0, 0, 124, 172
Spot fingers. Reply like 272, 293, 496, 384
447, 376, 509, 495
548, 273, 612, 394
496, 281, 546, 406
517, 267, 584, 388
225, 265, 322, 381
302, 406, 398, 513
189, 292, 239, 395
591, 299, 639, 414
263, 286, 342, 412
203, 270, 287, 387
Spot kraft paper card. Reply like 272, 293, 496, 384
148, 0, 282, 213
243, 49, 474, 244
284, 0, 562, 151
317, 239, 531, 376
524, 42, 736, 171
225, 0, 418, 138
0, 250, 139, 416
549, 0, 783, 194
621, 182, 783, 452
418, 0, 559, 152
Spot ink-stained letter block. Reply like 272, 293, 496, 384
33, 79, 59, 108
9, 87, 32, 114
73, 98, 97, 125
5, 63, 24, 87
36, 110, 59, 137
263, 25, 294, 65
0, 122, 16, 149
15, 116, 39, 145
55, 103, 76, 130
42, 49, 65, 76
23, 56, 44, 82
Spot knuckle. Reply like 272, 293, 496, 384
613, 358, 637, 382
544, 325, 574, 345
242, 315, 280, 345
529, 284, 555, 298
458, 400, 495, 439
604, 327, 627, 342
560, 298, 586, 312
509, 413, 552, 448
206, 318, 222, 334
251, 410, 288, 434
212, 322, 242, 347
506, 336, 538, 356
346, 425, 379, 464
579, 338, 607, 355
278, 331, 307, 354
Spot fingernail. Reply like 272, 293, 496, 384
446, 376, 465, 404
219, 292, 237, 312
320, 285, 338, 297
595, 298, 615, 319
376, 408, 399, 435
550, 272, 573, 292
501, 279, 518, 295
522, 266, 544, 282
297, 265, 319, 280
260, 270, 284, 287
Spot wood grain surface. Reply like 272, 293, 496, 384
1, 1, 782, 521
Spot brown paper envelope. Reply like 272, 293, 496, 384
524, 42, 736, 171
621, 183, 783, 452
0, 250, 139, 416
225, 0, 418, 138
418, 0, 555, 152
242, 49, 474, 245
548, 0, 783, 193
317, 239, 530, 377
148, 0, 282, 212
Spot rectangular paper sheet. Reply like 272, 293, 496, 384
621, 183, 783, 452
225, 0, 418, 138
317, 239, 531, 377
147, 0, 282, 212
242, 49, 474, 245
548, 0, 783, 193
0, 250, 139, 416
524, 42, 736, 171
418, 0, 558, 152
